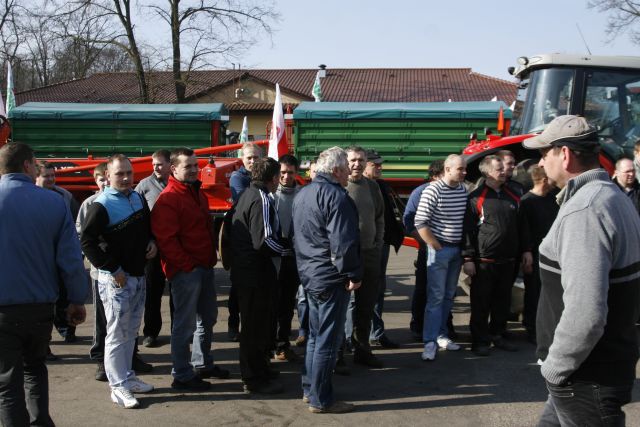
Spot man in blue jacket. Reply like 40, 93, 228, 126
293, 146, 362, 414
0, 142, 88, 427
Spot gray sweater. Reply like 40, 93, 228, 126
273, 184, 299, 238
537, 169, 640, 386
346, 177, 384, 250
135, 174, 166, 210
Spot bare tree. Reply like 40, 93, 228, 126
0, 0, 22, 60
56, 1, 153, 102
147, 0, 278, 103
589, 0, 640, 43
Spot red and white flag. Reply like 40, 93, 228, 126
268, 83, 288, 160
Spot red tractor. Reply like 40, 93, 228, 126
463, 53, 640, 183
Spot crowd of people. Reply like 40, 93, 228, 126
0, 114, 639, 425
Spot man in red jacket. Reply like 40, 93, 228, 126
152, 147, 229, 391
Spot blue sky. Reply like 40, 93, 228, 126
237, 0, 639, 81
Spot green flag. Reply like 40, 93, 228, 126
6, 62, 15, 115
311, 71, 323, 102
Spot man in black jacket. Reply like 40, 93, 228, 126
364, 150, 403, 349
231, 157, 290, 395
293, 146, 362, 414
463, 155, 532, 357
81, 154, 157, 409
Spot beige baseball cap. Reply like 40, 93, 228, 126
523, 115, 599, 151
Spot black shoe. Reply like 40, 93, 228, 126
492, 337, 518, 352
410, 331, 423, 342
370, 335, 399, 349
228, 327, 239, 342
132, 355, 153, 373
46, 347, 58, 362
142, 336, 158, 348
353, 352, 383, 369
95, 363, 107, 382
171, 376, 211, 391
64, 333, 77, 343
195, 365, 230, 379
333, 357, 350, 376
243, 380, 283, 395
472, 345, 491, 357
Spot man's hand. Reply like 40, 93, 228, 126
145, 241, 158, 259
346, 281, 361, 291
112, 269, 126, 288
463, 261, 476, 277
521, 251, 533, 274
428, 241, 443, 251
67, 304, 86, 326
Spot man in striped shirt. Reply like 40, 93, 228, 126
414, 154, 468, 361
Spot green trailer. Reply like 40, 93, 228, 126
9, 102, 229, 158
292, 101, 511, 191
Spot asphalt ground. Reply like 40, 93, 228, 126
46, 246, 640, 426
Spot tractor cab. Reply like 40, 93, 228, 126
464, 54, 640, 182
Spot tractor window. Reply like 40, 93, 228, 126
512, 68, 574, 135
584, 70, 640, 151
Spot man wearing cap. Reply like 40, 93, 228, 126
363, 149, 403, 349
523, 115, 640, 425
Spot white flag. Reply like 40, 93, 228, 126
268, 84, 287, 160
240, 116, 249, 143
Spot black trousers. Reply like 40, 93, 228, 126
0, 303, 55, 427
275, 257, 300, 350
351, 247, 381, 355
410, 247, 427, 334
469, 261, 515, 346
228, 284, 240, 331
523, 252, 541, 335
89, 277, 107, 361
238, 281, 275, 385
143, 255, 168, 339
53, 282, 74, 339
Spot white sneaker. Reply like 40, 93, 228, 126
128, 377, 154, 393
110, 386, 140, 409
421, 342, 437, 361
437, 337, 461, 351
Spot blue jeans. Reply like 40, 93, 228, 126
170, 267, 217, 382
538, 380, 632, 426
302, 286, 350, 409
370, 244, 391, 340
98, 272, 146, 388
423, 245, 462, 343
296, 285, 309, 338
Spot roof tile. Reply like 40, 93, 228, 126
16, 68, 517, 109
